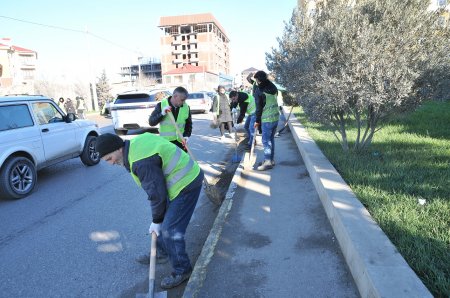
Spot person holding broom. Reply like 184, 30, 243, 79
96, 132, 204, 289
149, 86, 192, 152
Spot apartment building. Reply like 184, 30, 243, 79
0, 38, 37, 95
158, 13, 231, 91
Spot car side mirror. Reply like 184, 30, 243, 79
65, 113, 76, 123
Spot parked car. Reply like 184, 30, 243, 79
185, 92, 212, 114
0, 95, 101, 200
110, 89, 171, 135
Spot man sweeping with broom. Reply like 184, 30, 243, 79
96, 132, 203, 289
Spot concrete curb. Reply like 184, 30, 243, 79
282, 106, 432, 298
182, 163, 244, 298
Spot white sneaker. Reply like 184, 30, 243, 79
257, 160, 273, 171
220, 135, 227, 141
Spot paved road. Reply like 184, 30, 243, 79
0, 112, 240, 297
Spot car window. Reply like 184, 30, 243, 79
187, 93, 203, 99
0, 104, 34, 131
32, 102, 64, 125
115, 93, 152, 104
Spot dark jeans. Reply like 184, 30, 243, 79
157, 180, 202, 275
261, 120, 279, 161
244, 114, 256, 146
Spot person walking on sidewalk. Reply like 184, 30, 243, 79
149, 86, 192, 152
76, 96, 87, 119
212, 85, 233, 141
253, 70, 279, 171
229, 90, 256, 151
95, 132, 204, 289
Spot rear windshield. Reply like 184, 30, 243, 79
187, 93, 204, 99
114, 91, 170, 104
115, 93, 153, 104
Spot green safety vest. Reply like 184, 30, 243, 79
159, 98, 189, 142
244, 93, 256, 115
261, 92, 279, 123
128, 133, 200, 200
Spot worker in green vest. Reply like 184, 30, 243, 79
95, 132, 204, 289
253, 71, 279, 171
149, 86, 192, 152
229, 90, 257, 151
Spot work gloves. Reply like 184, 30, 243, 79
149, 222, 161, 236
161, 106, 172, 116
182, 137, 189, 150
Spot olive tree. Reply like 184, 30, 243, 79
267, 0, 450, 151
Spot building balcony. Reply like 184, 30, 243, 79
171, 40, 181, 45
189, 48, 198, 53
172, 59, 183, 64
189, 57, 199, 63
188, 39, 197, 44
172, 49, 182, 55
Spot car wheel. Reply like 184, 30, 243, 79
114, 129, 128, 135
0, 156, 37, 200
80, 136, 100, 166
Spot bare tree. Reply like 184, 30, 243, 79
267, 0, 450, 151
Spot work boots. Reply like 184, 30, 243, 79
257, 160, 273, 171
161, 271, 192, 289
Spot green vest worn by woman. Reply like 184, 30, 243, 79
159, 98, 189, 142
244, 92, 256, 115
261, 92, 279, 123
128, 133, 200, 200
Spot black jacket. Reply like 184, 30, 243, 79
123, 140, 203, 224
255, 80, 278, 124
149, 96, 192, 137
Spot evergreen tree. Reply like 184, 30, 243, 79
96, 70, 114, 111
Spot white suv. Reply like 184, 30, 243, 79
110, 89, 171, 135
0, 95, 101, 200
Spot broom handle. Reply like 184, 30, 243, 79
166, 111, 197, 162
166, 110, 213, 190
149, 232, 157, 298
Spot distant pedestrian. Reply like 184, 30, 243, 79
149, 86, 192, 152
212, 85, 233, 141
64, 98, 76, 114
58, 97, 66, 113
76, 96, 87, 119
253, 71, 279, 171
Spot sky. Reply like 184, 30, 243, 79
1, 0, 297, 83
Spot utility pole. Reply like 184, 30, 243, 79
84, 26, 99, 111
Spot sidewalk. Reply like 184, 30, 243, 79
183, 119, 358, 297
183, 107, 432, 298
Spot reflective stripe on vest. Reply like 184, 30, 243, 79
159, 98, 188, 142
128, 133, 200, 200
261, 92, 279, 123
244, 93, 256, 115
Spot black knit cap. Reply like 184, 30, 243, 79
96, 133, 124, 158
254, 70, 267, 81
